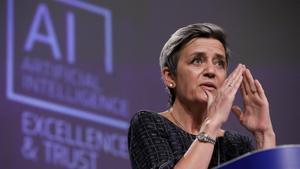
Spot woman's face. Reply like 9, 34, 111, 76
174, 38, 227, 104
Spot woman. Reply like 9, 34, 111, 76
128, 23, 276, 169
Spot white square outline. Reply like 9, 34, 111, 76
6, 0, 129, 130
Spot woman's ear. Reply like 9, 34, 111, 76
161, 67, 176, 88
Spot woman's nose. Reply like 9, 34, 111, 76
203, 63, 216, 78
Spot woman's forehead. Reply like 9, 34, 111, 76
180, 38, 226, 57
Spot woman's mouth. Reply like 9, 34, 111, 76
199, 82, 217, 91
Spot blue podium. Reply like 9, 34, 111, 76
216, 145, 300, 169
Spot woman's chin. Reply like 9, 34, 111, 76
195, 93, 208, 104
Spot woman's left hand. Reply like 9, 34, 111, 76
231, 68, 276, 149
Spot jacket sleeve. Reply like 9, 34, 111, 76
128, 111, 181, 169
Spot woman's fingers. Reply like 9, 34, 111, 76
231, 74, 243, 94
231, 105, 243, 120
223, 64, 245, 89
207, 64, 244, 120
243, 69, 257, 95
225, 64, 245, 87
223, 64, 245, 96
242, 77, 250, 95
254, 79, 266, 99
240, 81, 247, 100
204, 89, 214, 107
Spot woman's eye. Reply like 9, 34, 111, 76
216, 60, 226, 68
191, 58, 202, 64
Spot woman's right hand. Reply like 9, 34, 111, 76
201, 64, 246, 134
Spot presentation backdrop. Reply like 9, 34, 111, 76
1, 0, 299, 169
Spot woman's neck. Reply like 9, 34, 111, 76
170, 99, 207, 135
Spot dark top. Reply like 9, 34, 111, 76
128, 111, 254, 169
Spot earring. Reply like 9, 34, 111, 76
169, 83, 174, 87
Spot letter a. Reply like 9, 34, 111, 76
24, 3, 62, 60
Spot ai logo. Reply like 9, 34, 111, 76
6, 0, 129, 130
23, 1, 113, 73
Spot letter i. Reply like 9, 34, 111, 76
66, 12, 75, 64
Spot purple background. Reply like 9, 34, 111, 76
1, 0, 300, 169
